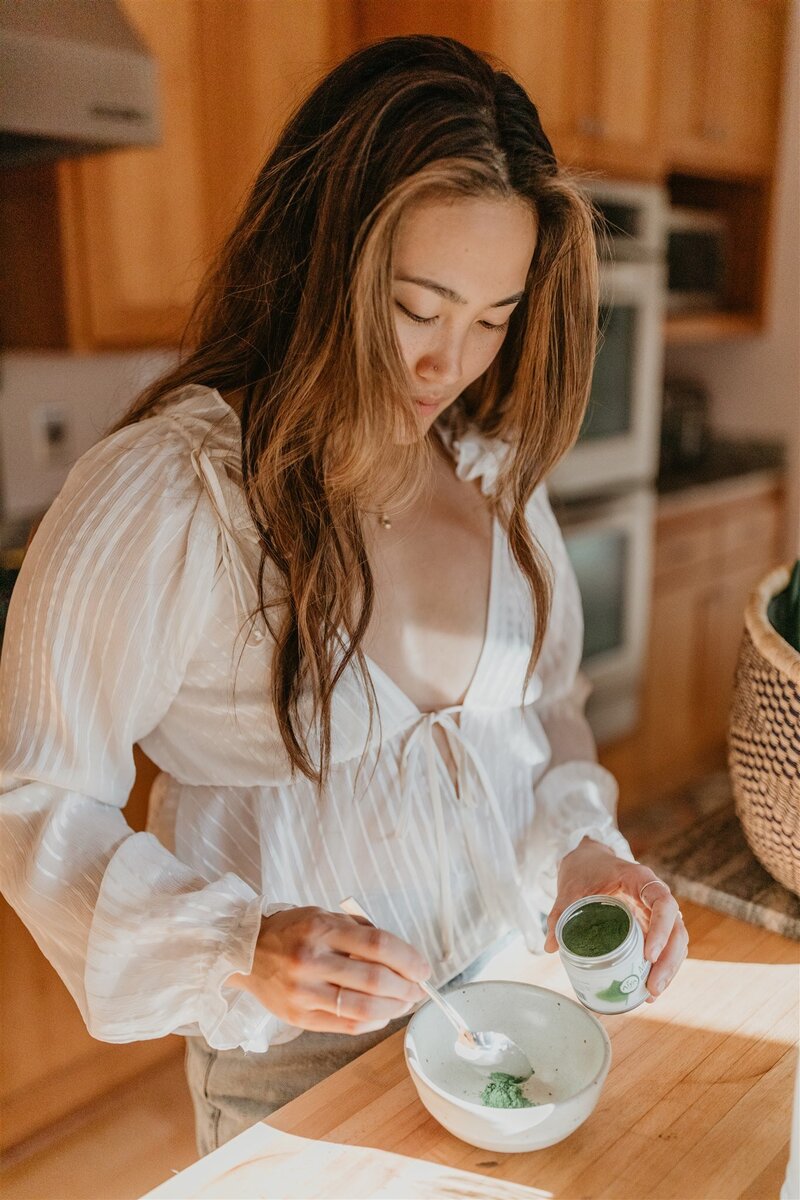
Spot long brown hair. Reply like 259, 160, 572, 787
105, 35, 603, 793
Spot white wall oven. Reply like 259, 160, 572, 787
546, 179, 668, 744
553, 487, 656, 746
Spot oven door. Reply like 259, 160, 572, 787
548, 259, 666, 500
555, 486, 655, 745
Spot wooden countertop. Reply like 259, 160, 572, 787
146, 900, 798, 1198
264, 900, 799, 1200
655, 466, 783, 518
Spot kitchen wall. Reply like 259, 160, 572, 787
665, 0, 800, 558
0, 349, 176, 525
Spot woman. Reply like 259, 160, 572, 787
0, 36, 687, 1154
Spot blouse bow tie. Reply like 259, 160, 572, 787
395, 707, 534, 961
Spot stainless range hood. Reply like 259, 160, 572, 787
0, 0, 161, 168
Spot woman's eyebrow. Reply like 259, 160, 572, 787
395, 275, 525, 308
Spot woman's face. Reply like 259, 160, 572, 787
392, 194, 538, 433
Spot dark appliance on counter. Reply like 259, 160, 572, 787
659, 378, 712, 474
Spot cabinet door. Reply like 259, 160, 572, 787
570, 0, 663, 178
198, 0, 355, 254
354, 0, 575, 160
703, 0, 787, 175
60, 0, 210, 349
638, 577, 705, 798
488, 1, 575, 160
661, 0, 787, 176
354, 0, 485, 45
696, 554, 780, 764
356, 0, 661, 177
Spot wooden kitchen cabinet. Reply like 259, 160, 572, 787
553, 0, 662, 179
1, 0, 354, 352
354, 1, 485, 48
356, 0, 663, 179
660, 0, 788, 178
600, 476, 786, 811
2, 0, 791, 351
1, 0, 210, 351
197, 0, 356, 254
486, 1, 574, 156
58, 0, 210, 349
354, 1, 575, 160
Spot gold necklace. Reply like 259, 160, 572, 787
376, 425, 449, 530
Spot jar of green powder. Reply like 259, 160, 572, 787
555, 894, 650, 1015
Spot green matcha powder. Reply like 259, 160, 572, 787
561, 902, 629, 957
480, 1072, 536, 1109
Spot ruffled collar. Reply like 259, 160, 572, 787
435, 403, 513, 498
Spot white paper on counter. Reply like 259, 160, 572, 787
141, 1121, 551, 1199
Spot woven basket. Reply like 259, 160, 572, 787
728, 563, 800, 896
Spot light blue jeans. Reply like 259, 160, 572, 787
184, 931, 517, 1157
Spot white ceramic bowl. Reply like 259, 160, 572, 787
403, 980, 612, 1153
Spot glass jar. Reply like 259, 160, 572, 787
555, 894, 651, 1015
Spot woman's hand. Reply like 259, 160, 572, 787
225, 906, 431, 1034
544, 837, 689, 1001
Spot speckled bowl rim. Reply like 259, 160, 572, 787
403, 979, 613, 1117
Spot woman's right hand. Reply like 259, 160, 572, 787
225, 906, 431, 1035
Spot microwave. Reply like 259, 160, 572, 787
547, 179, 667, 501
666, 206, 730, 313
547, 254, 666, 500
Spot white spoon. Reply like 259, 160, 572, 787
339, 896, 533, 1080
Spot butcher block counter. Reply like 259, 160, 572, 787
147, 900, 799, 1199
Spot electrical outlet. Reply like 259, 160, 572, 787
30, 403, 74, 470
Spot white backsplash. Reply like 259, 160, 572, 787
0, 349, 177, 532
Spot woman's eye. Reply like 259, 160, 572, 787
395, 302, 509, 333
396, 302, 437, 326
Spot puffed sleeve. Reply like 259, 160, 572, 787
0, 418, 290, 1052
522, 482, 636, 913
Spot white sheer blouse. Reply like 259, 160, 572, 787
0, 384, 634, 1053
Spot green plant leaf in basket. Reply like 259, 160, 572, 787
767, 559, 800, 653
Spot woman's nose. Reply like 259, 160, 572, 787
415, 341, 462, 387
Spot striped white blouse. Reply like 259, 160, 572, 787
0, 384, 634, 1054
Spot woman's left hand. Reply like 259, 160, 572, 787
544, 837, 689, 1002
